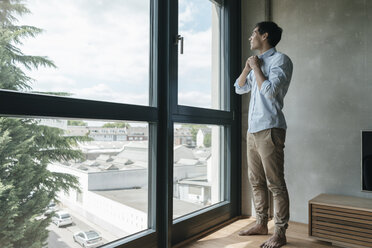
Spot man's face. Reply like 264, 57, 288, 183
249, 27, 264, 50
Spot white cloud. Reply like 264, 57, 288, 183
74, 84, 148, 104
16, 0, 217, 109
19, 0, 149, 104
179, 28, 212, 71
178, 91, 211, 109
42, 82, 149, 105
179, 0, 196, 28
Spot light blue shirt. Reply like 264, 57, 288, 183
234, 47, 293, 133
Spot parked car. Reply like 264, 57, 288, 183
44, 202, 58, 215
52, 211, 73, 227
73, 230, 103, 248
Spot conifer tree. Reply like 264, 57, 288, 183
0, 1, 86, 247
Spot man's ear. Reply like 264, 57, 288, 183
262, 32, 268, 41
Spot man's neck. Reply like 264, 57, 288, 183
259, 45, 273, 55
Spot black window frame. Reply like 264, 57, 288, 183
169, 0, 241, 246
0, 0, 241, 247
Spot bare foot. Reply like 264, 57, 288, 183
260, 234, 287, 248
238, 224, 268, 236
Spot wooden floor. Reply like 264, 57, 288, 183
181, 218, 335, 248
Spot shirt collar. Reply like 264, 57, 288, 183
258, 47, 276, 59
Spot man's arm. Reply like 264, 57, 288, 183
248, 55, 265, 90
237, 58, 252, 87
234, 58, 253, 95
249, 55, 293, 99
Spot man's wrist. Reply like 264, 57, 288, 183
243, 67, 251, 73
252, 65, 260, 71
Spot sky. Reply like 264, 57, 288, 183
17, 0, 217, 109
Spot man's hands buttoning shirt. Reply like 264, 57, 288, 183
248, 55, 260, 69
237, 57, 253, 87
249, 55, 266, 90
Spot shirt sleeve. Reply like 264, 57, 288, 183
234, 71, 252, 95
259, 55, 293, 99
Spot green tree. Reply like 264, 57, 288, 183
68, 120, 88, 126
181, 124, 204, 142
203, 132, 211, 147
102, 122, 130, 128
0, 1, 85, 247
0, 0, 55, 91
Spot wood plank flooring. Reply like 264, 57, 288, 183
180, 218, 335, 248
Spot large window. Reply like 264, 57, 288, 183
178, 0, 224, 110
0, 0, 240, 247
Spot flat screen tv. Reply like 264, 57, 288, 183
362, 130, 372, 192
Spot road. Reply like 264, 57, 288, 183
46, 211, 110, 248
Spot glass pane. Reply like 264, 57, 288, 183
173, 123, 224, 219
0, 117, 150, 247
1, 0, 150, 105
178, 0, 222, 109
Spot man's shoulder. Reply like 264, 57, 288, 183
272, 51, 292, 65
273, 51, 291, 60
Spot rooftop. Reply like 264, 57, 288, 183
93, 188, 204, 218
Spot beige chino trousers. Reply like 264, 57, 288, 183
247, 128, 289, 235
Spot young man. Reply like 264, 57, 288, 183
234, 21, 293, 248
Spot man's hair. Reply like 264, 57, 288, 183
255, 21, 283, 47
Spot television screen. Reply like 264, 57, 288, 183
362, 131, 372, 191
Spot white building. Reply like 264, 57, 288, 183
48, 141, 211, 236
196, 128, 211, 147
38, 119, 68, 130
174, 127, 194, 147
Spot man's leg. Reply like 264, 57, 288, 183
256, 128, 289, 248
239, 131, 269, 236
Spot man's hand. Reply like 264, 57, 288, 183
249, 55, 266, 90
248, 55, 260, 69
244, 57, 252, 72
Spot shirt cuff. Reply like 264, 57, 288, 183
234, 78, 245, 89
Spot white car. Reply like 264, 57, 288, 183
73, 230, 103, 248
45, 202, 58, 215
52, 211, 73, 227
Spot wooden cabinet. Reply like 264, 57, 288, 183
309, 194, 372, 248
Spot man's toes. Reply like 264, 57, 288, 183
260, 241, 267, 248
268, 239, 275, 248
269, 240, 277, 248
263, 241, 270, 248
272, 241, 282, 248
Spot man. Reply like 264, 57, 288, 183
234, 21, 293, 248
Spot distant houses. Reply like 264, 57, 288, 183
126, 126, 148, 141
174, 127, 194, 147
42, 120, 218, 237
65, 125, 147, 142
48, 140, 212, 235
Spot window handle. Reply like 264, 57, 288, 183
175, 35, 184, 54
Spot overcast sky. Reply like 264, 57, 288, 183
18, 0, 215, 108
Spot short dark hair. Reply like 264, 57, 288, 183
255, 21, 283, 47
